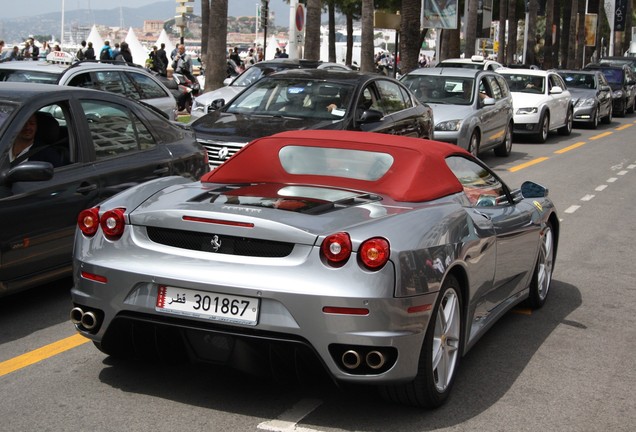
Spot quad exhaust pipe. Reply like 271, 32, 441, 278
70, 307, 99, 331
341, 349, 386, 370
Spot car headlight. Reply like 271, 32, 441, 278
613, 90, 624, 98
574, 98, 595, 107
516, 107, 538, 115
435, 120, 462, 131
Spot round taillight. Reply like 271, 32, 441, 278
359, 237, 390, 270
321, 232, 352, 265
100, 208, 126, 240
77, 207, 100, 237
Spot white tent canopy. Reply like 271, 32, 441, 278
124, 27, 148, 66
86, 25, 104, 51
155, 29, 176, 59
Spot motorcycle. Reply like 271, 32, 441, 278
172, 71, 201, 114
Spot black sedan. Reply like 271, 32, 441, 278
0, 83, 209, 296
191, 69, 434, 168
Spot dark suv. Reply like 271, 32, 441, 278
584, 63, 636, 116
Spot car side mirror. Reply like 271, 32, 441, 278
600, 85, 611, 92
223, 77, 232, 86
481, 97, 495, 106
2, 161, 54, 185
358, 109, 383, 123
520, 181, 548, 198
210, 98, 225, 111
549, 86, 563, 95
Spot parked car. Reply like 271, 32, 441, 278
594, 56, 636, 74
70, 129, 559, 408
191, 69, 434, 169
436, 55, 504, 71
0, 83, 209, 296
584, 63, 636, 117
401, 67, 513, 157
556, 69, 613, 127
0, 52, 178, 120
190, 59, 351, 120
497, 69, 573, 142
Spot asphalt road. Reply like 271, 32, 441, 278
1, 115, 635, 432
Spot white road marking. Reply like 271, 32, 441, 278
564, 205, 580, 214
258, 399, 323, 432
617, 170, 628, 175
628, 164, 636, 169
580, 194, 595, 201
607, 177, 618, 183
595, 185, 608, 191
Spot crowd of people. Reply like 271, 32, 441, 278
0, 38, 62, 62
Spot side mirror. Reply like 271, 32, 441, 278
223, 77, 232, 86
358, 109, 383, 123
550, 86, 563, 95
481, 97, 495, 106
210, 98, 225, 111
2, 161, 54, 185
520, 180, 548, 198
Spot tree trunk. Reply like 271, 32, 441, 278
498, 0, 507, 64
543, 0, 554, 69
464, 0, 479, 57
399, 0, 422, 75
526, 0, 537, 66
201, 0, 209, 58
575, 0, 586, 68
567, 0, 578, 68
304, 0, 321, 60
506, 0, 517, 64
360, 0, 375, 72
328, 0, 336, 63
204, 0, 228, 93
346, 13, 353, 66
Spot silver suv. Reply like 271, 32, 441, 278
0, 53, 177, 120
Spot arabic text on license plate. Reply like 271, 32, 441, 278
156, 286, 259, 325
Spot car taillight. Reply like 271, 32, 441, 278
321, 232, 352, 266
359, 237, 390, 270
77, 207, 100, 237
100, 208, 126, 240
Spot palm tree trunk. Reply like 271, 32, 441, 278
304, 0, 321, 60
204, 0, 228, 93
328, 0, 336, 63
360, 0, 375, 72
201, 0, 209, 58
526, 0, 538, 66
543, 0, 554, 69
497, 0, 507, 64
567, 0, 578, 68
464, 0, 479, 57
506, 0, 517, 64
399, 0, 422, 75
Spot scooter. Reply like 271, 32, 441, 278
172, 71, 201, 113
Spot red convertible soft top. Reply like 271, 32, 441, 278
201, 130, 468, 202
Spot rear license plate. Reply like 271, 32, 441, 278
156, 285, 259, 326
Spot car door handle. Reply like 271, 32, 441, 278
76, 182, 98, 194
153, 167, 170, 175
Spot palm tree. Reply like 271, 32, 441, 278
464, 0, 479, 57
304, 0, 322, 60
327, 0, 336, 62
399, 0, 423, 75
497, 0, 507, 64
204, 0, 228, 93
360, 0, 374, 72
336, 0, 361, 67
201, 0, 210, 59
544, 0, 554, 68
525, 0, 538, 65
506, 0, 517, 64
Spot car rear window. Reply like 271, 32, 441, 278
279, 145, 394, 181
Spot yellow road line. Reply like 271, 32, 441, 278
508, 157, 549, 172
555, 141, 586, 154
589, 131, 613, 140
615, 124, 633, 131
0, 334, 89, 378
513, 308, 532, 316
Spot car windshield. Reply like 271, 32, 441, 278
401, 75, 475, 105
0, 69, 60, 84
279, 145, 394, 181
501, 74, 545, 93
231, 65, 267, 87
559, 72, 597, 89
598, 69, 624, 86
226, 78, 355, 120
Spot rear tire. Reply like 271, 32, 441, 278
590, 107, 599, 129
468, 131, 480, 157
558, 108, 572, 136
380, 275, 463, 408
602, 105, 613, 124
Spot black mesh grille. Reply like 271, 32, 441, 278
146, 227, 294, 258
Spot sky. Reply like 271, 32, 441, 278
3, 0, 291, 19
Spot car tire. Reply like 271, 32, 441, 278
380, 275, 463, 408
558, 108, 572, 136
537, 112, 549, 143
468, 131, 480, 157
591, 106, 599, 129
525, 223, 555, 309
494, 121, 513, 157
602, 105, 613, 124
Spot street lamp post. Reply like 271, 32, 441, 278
175, 0, 194, 46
